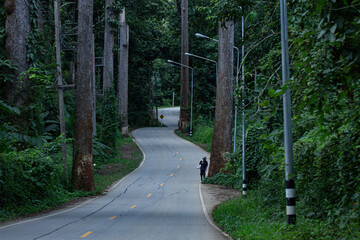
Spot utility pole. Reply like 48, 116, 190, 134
54, 0, 67, 173
148, 64, 152, 126
241, 15, 246, 197
280, 0, 296, 225
172, 90, 175, 107
155, 73, 159, 123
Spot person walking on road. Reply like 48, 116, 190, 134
199, 157, 208, 180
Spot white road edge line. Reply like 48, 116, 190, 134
172, 129, 230, 239
0, 132, 147, 230
108, 133, 146, 191
199, 183, 231, 239
0, 198, 95, 230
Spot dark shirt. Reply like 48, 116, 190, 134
200, 160, 208, 171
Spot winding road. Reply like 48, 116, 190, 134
0, 107, 226, 240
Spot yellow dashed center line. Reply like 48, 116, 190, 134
109, 216, 116, 220
160, 183, 164, 187
170, 173, 174, 177
176, 152, 178, 154
177, 165, 180, 168
180, 158, 182, 161
131, 204, 137, 209
81, 231, 93, 238
147, 193, 152, 197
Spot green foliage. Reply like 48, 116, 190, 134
191, 116, 214, 144
0, 140, 67, 210
93, 139, 112, 164
202, 172, 242, 189
198, 0, 360, 236
213, 191, 360, 240
198, 0, 253, 25
93, 137, 143, 193
0, 59, 17, 83
98, 90, 121, 151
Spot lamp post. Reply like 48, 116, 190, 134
240, 16, 246, 197
184, 52, 217, 85
167, 60, 194, 137
280, 0, 296, 225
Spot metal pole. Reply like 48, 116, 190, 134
233, 47, 240, 155
190, 67, 193, 137
241, 15, 247, 197
280, 0, 296, 225
172, 90, 175, 107
215, 62, 218, 87
155, 73, 159, 123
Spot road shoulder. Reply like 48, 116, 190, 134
199, 183, 240, 239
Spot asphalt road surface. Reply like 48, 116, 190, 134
0, 107, 226, 240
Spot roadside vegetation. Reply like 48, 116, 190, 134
0, 134, 142, 223
175, 116, 213, 153
1, 0, 359, 238
180, 119, 360, 239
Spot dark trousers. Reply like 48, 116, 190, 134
200, 170, 205, 180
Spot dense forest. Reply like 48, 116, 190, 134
0, 0, 359, 238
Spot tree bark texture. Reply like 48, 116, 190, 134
179, 0, 189, 132
92, 33, 96, 137
54, 0, 68, 173
103, 0, 114, 92
4, 0, 31, 107
208, 21, 234, 177
118, 9, 129, 136
73, 0, 94, 191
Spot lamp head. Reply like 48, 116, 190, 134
195, 33, 208, 38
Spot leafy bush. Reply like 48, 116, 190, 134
0, 142, 67, 210
202, 172, 242, 190
192, 116, 214, 144
98, 90, 121, 151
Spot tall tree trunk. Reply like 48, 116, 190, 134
103, 0, 114, 92
4, 0, 31, 107
73, 0, 94, 191
179, 0, 189, 132
208, 21, 234, 177
54, 0, 68, 174
91, 33, 96, 137
118, 9, 129, 136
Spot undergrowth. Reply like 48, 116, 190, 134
213, 189, 360, 240
0, 135, 142, 223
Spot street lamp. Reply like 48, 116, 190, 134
184, 52, 217, 85
280, 0, 296, 225
167, 60, 194, 137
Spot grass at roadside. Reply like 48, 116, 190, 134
94, 136, 143, 193
175, 128, 212, 152
213, 189, 360, 240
